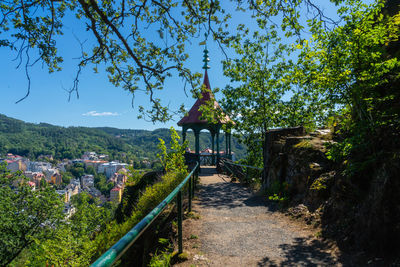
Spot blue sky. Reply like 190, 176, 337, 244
0, 1, 349, 130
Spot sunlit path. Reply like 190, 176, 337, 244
177, 166, 348, 267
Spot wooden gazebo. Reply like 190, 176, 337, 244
177, 48, 233, 165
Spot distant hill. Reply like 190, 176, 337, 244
0, 114, 246, 162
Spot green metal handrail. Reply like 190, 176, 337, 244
91, 162, 199, 267
225, 162, 263, 171
222, 160, 263, 182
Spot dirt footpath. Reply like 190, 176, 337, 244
175, 166, 353, 267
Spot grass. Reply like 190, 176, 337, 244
170, 251, 189, 263
186, 211, 200, 220
189, 234, 198, 239
149, 249, 173, 267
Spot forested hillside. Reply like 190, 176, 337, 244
0, 114, 246, 161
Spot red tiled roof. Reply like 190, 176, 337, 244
111, 187, 121, 192
177, 70, 233, 126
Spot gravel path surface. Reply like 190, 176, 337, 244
177, 166, 347, 267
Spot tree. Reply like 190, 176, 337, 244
94, 173, 113, 197
286, 0, 400, 177
85, 165, 96, 175
29, 193, 113, 266
221, 22, 322, 182
68, 163, 85, 178
0, 163, 64, 266
1, 0, 368, 122
217, 0, 399, 186
61, 171, 73, 185
0, 0, 232, 122
157, 127, 187, 174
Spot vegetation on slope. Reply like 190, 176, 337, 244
4, 128, 191, 266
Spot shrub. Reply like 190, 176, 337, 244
91, 127, 188, 261
266, 180, 290, 206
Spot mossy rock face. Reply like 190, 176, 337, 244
309, 172, 335, 193
308, 171, 335, 207
293, 139, 313, 149
309, 162, 322, 171
310, 177, 328, 191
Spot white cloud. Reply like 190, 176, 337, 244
82, 111, 120, 117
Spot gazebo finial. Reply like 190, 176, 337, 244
202, 33, 210, 70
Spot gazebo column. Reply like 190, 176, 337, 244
216, 129, 220, 164
194, 129, 200, 163
225, 132, 229, 157
228, 131, 232, 159
182, 127, 187, 143
211, 132, 215, 165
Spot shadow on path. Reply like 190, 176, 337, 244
198, 166, 218, 176
197, 168, 278, 211
256, 237, 346, 266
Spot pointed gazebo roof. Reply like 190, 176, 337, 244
178, 42, 234, 165
177, 70, 232, 126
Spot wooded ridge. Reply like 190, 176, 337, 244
0, 114, 246, 162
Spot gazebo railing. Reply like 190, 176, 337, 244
199, 154, 214, 166
91, 162, 199, 267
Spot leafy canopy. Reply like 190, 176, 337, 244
0, 0, 231, 122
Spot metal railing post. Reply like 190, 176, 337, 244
177, 190, 183, 254
194, 164, 198, 191
188, 175, 192, 212
191, 173, 195, 198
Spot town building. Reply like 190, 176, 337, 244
56, 190, 68, 203
83, 160, 107, 172
63, 204, 76, 219
108, 170, 128, 186
57, 162, 68, 172
64, 179, 81, 202
27, 181, 36, 190
50, 172, 63, 185
38, 154, 54, 161
83, 186, 102, 198
4, 159, 26, 172
81, 174, 95, 188
43, 168, 60, 183
24, 171, 45, 188
98, 162, 128, 178
82, 152, 96, 160
110, 186, 123, 203
29, 161, 52, 173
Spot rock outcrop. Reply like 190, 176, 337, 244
264, 128, 400, 259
